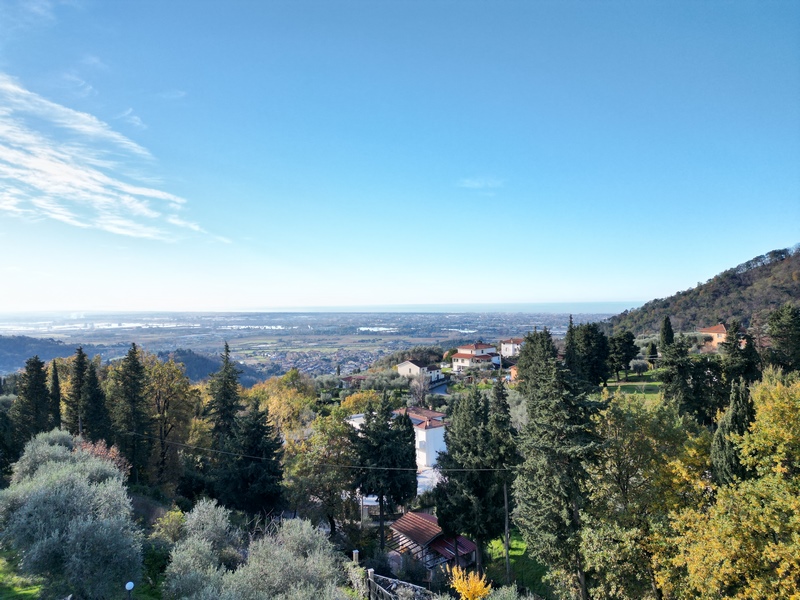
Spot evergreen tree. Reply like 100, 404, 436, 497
9, 356, 50, 451
82, 362, 112, 444
767, 303, 800, 373
48, 359, 61, 429
435, 387, 501, 573
660, 316, 675, 349
207, 342, 242, 452
217, 400, 283, 514
353, 395, 416, 550
488, 376, 519, 582
608, 331, 638, 381
64, 347, 88, 435
564, 316, 577, 374
567, 322, 610, 387
108, 343, 150, 484
721, 320, 761, 384
711, 379, 755, 486
645, 341, 658, 369
513, 329, 603, 600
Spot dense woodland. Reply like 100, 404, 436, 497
0, 300, 799, 599
606, 245, 800, 335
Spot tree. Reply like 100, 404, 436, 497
513, 329, 604, 600
711, 379, 755, 486
410, 372, 430, 406
48, 359, 61, 429
488, 376, 519, 583
353, 395, 417, 550
284, 409, 359, 538
144, 355, 196, 486
645, 342, 658, 369
720, 319, 760, 385
0, 430, 141, 599
9, 356, 50, 451
108, 343, 151, 484
207, 342, 242, 452
566, 322, 610, 387
435, 387, 501, 573
608, 331, 639, 381
216, 400, 283, 514
64, 346, 88, 435
660, 316, 675, 350
767, 303, 800, 373
82, 361, 112, 444
667, 372, 800, 598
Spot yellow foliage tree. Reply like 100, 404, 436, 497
664, 371, 800, 599
340, 390, 381, 415
448, 565, 492, 600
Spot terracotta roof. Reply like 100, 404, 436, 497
390, 513, 476, 557
394, 407, 447, 429
699, 324, 728, 334
459, 343, 494, 350
391, 512, 442, 547
501, 338, 524, 344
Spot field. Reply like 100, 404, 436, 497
605, 372, 663, 405
0, 552, 41, 599
486, 531, 550, 597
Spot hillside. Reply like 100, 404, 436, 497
607, 245, 800, 335
0, 336, 100, 375
157, 348, 267, 387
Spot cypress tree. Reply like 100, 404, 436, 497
109, 343, 150, 484
9, 356, 50, 451
83, 362, 112, 444
646, 341, 658, 369
660, 316, 675, 349
564, 316, 577, 374
48, 359, 62, 429
513, 329, 603, 600
721, 320, 761, 384
218, 400, 283, 514
353, 395, 416, 550
207, 342, 242, 452
567, 322, 610, 387
711, 379, 755, 486
65, 347, 88, 435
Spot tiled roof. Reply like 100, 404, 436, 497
501, 338, 524, 344
390, 512, 476, 557
394, 407, 447, 429
699, 324, 728, 334
459, 343, 494, 350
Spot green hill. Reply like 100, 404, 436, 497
607, 245, 800, 335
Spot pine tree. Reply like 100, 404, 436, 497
109, 343, 150, 484
64, 347, 88, 435
660, 316, 675, 349
48, 359, 61, 429
564, 316, 577, 374
9, 356, 50, 451
513, 329, 603, 600
83, 362, 112, 444
646, 341, 658, 369
217, 400, 283, 514
767, 303, 800, 373
566, 322, 610, 386
353, 395, 416, 550
712, 379, 755, 486
207, 342, 242, 452
608, 331, 638, 381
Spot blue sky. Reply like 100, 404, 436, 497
0, 0, 798, 312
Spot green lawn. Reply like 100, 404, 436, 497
485, 531, 550, 598
0, 552, 42, 600
605, 372, 663, 405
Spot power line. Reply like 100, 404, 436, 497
125, 431, 512, 472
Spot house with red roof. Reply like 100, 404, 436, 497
500, 337, 524, 358
388, 512, 476, 570
451, 342, 501, 372
397, 359, 443, 383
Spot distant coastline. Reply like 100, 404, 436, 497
245, 302, 645, 314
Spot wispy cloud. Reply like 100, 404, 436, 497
457, 177, 505, 190
0, 73, 209, 241
158, 90, 187, 100
118, 108, 146, 129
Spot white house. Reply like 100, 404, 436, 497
500, 338, 524, 358
397, 360, 444, 383
347, 406, 447, 470
451, 343, 501, 372
393, 407, 447, 469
